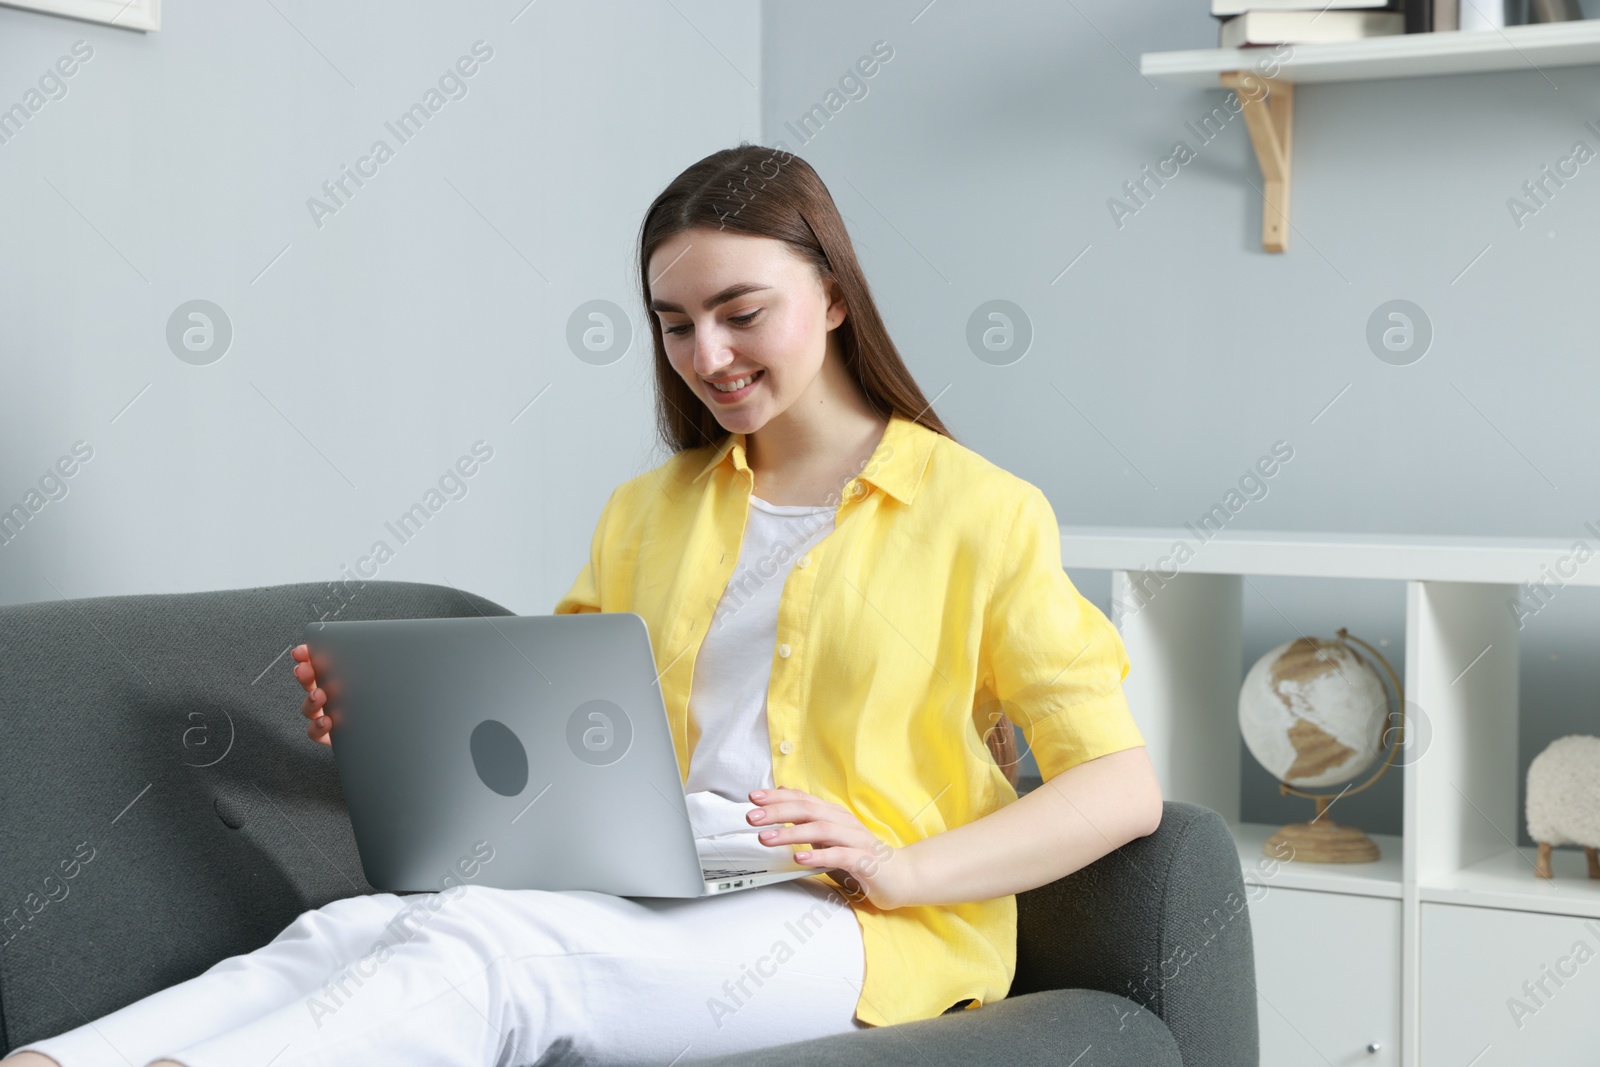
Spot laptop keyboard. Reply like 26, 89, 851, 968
702, 867, 764, 879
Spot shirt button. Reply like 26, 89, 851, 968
778, 643, 791, 658
851, 483, 865, 496
778, 740, 794, 754
796, 554, 810, 569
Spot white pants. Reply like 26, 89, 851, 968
11, 876, 868, 1067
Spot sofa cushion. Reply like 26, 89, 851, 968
679, 988, 1182, 1067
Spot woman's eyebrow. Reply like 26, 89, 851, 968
649, 282, 772, 315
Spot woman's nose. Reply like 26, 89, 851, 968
693, 332, 732, 376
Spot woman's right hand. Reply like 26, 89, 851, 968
292, 644, 332, 747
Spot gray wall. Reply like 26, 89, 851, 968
0, 0, 759, 619
761, 2, 1600, 843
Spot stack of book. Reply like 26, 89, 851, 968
1215, 0, 1463, 47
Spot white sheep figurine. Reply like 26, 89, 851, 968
1526, 734, 1600, 880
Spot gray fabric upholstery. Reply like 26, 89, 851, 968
679, 988, 1182, 1067
0, 580, 1256, 1065
1010, 800, 1261, 1067
0, 578, 509, 1051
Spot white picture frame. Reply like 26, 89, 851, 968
0, 0, 160, 32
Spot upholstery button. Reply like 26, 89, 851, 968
796, 554, 810, 569
778, 643, 791, 658
778, 740, 794, 754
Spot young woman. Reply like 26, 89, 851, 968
3, 144, 1162, 1067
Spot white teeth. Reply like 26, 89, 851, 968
711, 372, 759, 392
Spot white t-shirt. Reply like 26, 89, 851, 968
686, 492, 835, 865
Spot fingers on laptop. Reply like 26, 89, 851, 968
304, 695, 332, 746
292, 646, 332, 745
291, 644, 315, 690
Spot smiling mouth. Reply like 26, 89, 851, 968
707, 369, 765, 393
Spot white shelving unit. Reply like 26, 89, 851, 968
1061, 526, 1600, 1067
1138, 22, 1600, 251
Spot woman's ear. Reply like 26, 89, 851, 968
824, 275, 849, 332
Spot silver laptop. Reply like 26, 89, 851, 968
303, 612, 820, 898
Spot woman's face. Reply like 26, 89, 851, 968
648, 227, 846, 436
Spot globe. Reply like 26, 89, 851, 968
1239, 636, 1389, 789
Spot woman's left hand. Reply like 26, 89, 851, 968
746, 787, 919, 910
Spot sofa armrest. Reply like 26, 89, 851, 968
1011, 799, 1259, 1067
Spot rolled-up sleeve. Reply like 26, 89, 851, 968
980, 485, 1145, 781
553, 487, 616, 615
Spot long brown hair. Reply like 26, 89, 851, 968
634, 142, 1020, 788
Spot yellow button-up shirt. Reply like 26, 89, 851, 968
553, 412, 1146, 1026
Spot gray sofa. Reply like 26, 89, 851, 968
0, 580, 1258, 1066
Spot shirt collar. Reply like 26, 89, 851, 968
690, 412, 936, 506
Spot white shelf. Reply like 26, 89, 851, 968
1072, 525, 1579, 1065
1232, 820, 1403, 899
1061, 525, 1600, 587
1141, 21, 1600, 87
1421, 846, 1600, 920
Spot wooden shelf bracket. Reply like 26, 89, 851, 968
1219, 72, 1293, 253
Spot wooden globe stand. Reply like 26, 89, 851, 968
1266, 793, 1380, 863
1265, 628, 1403, 865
